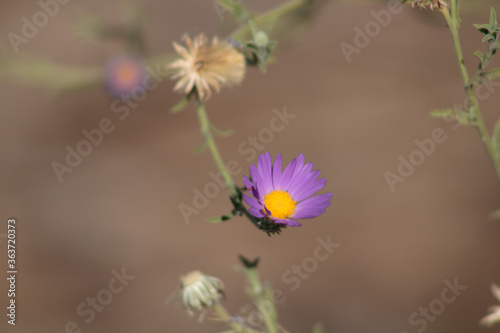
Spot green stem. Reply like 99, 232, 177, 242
212, 302, 262, 333
238, 203, 261, 228
195, 96, 262, 229
451, 0, 459, 27
230, 0, 311, 40
441, 7, 500, 181
196, 96, 238, 197
245, 268, 279, 333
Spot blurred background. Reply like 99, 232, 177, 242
1, 0, 500, 332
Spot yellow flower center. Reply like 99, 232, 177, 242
264, 190, 296, 220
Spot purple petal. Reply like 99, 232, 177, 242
249, 165, 264, 201
282, 218, 302, 227
279, 159, 297, 191
257, 152, 273, 194
288, 169, 321, 198
286, 162, 314, 194
292, 154, 305, 178
243, 194, 262, 209
273, 218, 302, 227
273, 218, 288, 225
291, 207, 326, 219
250, 184, 261, 202
264, 152, 273, 180
295, 162, 314, 180
243, 175, 254, 190
249, 164, 262, 185
272, 154, 282, 190
288, 170, 320, 198
249, 207, 265, 218
294, 178, 327, 202
298, 192, 332, 209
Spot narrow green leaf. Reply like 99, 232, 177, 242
474, 23, 491, 35
490, 7, 497, 27
484, 68, 500, 81
171, 97, 189, 113
482, 35, 494, 43
211, 124, 234, 137
429, 108, 459, 119
473, 50, 485, 64
206, 217, 222, 223
312, 322, 326, 333
430, 109, 475, 126
206, 212, 235, 223
489, 208, 500, 220
193, 140, 208, 154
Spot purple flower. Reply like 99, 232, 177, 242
105, 54, 146, 97
243, 152, 332, 227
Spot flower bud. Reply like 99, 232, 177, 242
254, 31, 269, 48
180, 270, 225, 315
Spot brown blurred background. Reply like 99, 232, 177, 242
1, 0, 500, 332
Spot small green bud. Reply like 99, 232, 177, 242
254, 31, 269, 48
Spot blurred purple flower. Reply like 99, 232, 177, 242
243, 152, 332, 227
105, 54, 146, 97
